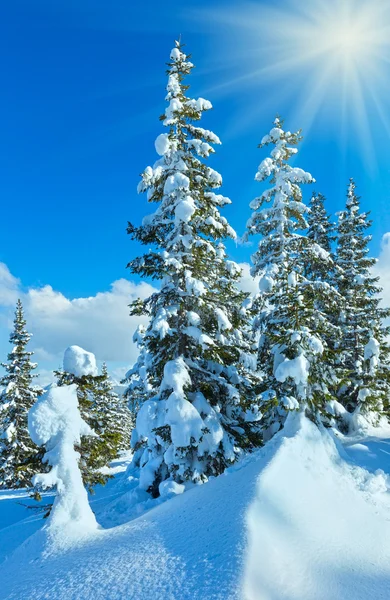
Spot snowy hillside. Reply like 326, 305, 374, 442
0, 413, 389, 600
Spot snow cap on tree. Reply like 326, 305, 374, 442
63, 346, 98, 378
29, 384, 97, 538
56, 346, 113, 490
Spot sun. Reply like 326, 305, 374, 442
298, 2, 383, 67
206, 0, 390, 167
329, 24, 367, 56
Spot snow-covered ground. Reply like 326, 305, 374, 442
0, 414, 390, 600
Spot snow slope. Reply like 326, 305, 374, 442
243, 414, 390, 600
0, 413, 389, 600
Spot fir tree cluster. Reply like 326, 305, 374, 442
125, 41, 390, 498
0, 41, 388, 511
0, 302, 133, 491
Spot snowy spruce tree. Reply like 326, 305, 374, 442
121, 325, 153, 414
246, 118, 341, 438
29, 384, 97, 539
0, 300, 43, 488
335, 179, 390, 418
306, 192, 335, 280
55, 346, 114, 491
93, 363, 133, 454
127, 41, 261, 497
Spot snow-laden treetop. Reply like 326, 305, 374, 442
133, 39, 236, 262
29, 383, 97, 536
247, 117, 315, 282
63, 346, 98, 378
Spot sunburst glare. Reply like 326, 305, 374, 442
205, 0, 390, 167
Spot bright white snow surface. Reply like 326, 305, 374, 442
29, 384, 98, 545
0, 413, 390, 599
63, 345, 98, 377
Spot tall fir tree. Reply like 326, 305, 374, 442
335, 179, 390, 418
127, 41, 262, 497
246, 118, 341, 439
0, 300, 43, 488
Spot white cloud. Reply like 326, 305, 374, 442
0, 263, 20, 307
373, 233, 390, 308
237, 262, 260, 295
0, 261, 261, 382
2, 243, 385, 383
0, 263, 156, 377
24, 279, 155, 364
0, 261, 259, 377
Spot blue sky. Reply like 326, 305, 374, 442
1, 0, 390, 379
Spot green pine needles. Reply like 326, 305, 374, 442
0, 300, 43, 488
127, 40, 262, 497
125, 44, 390, 498
1, 42, 389, 503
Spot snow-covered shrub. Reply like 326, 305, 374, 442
29, 384, 97, 537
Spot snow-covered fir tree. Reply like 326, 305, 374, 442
29, 384, 97, 538
93, 363, 133, 454
0, 300, 43, 488
246, 118, 341, 439
121, 325, 153, 414
127, 41, 262, 497
305, 192, 344, 411
55, 346, 114, 491
335, 179, 390, 418
306, 192, 335, 280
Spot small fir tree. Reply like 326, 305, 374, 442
29, 384, 97, 537
246, 118, 341, 438
0, 300, 43, 488
127, 41, 262, 497
55, 367, 107, 491
56, 349, 133, 491
335, 179, 390, 418
94, 363, 133, 454
306, 192, 335, 280
55, 346, 113, 491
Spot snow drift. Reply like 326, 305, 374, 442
0, 413, 389, 599
243, 412, 390, 600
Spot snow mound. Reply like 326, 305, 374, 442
63, 345, 98, 377
243, 412, 390, 600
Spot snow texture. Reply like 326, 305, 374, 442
28, 384, 97, 543
63, 345, 98, 377
162, 358, 204, 448
275, 354, 310, 387
1, 413, 390, 599
364, 336, 380, 371
244, 412, 390, 600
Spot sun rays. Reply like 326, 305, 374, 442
201, 0, 390, 167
